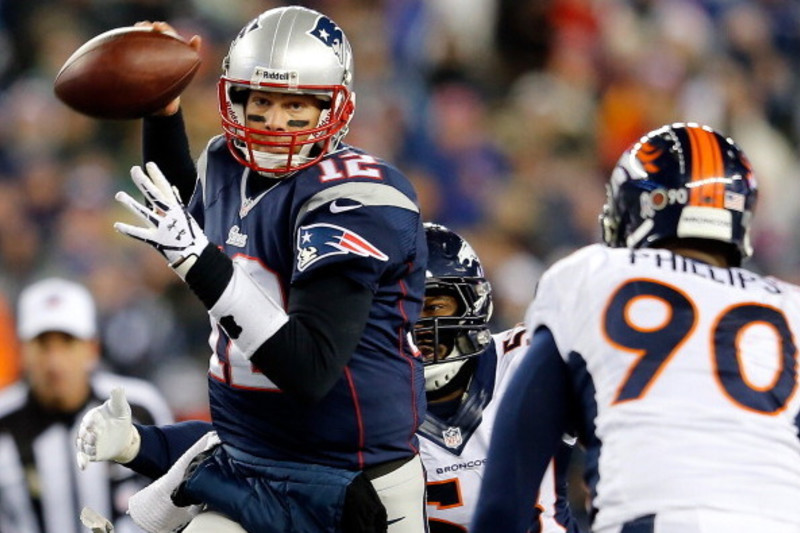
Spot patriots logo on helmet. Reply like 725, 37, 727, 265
234, 16, 260, 43
296, 223, 388, 271
309, 16, 347, 66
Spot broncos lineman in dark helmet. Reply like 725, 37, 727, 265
471, 124, 795, 532
414, 223, 493, 401
415, 223, 579, 532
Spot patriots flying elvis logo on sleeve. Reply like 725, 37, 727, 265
296, 223, 388, 271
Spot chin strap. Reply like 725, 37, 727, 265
425, 356, 478, 397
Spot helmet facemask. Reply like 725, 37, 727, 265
414, 279, 493, 393
218, 81, 354, 177
600, 183, 623, 248
217, 6, 356, 177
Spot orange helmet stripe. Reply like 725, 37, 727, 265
688, 126, 725, 207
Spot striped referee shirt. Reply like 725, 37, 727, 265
0, 372, 173, 533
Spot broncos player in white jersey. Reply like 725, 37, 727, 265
417, 223, 579, 533
472, 123, 800, 533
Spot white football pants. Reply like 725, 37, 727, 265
371, 454, 428, 533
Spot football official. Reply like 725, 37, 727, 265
0, 278, 173, 533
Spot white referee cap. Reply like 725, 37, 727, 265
17, 278, 97, 341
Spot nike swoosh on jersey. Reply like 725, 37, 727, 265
329, 200, 363, 213
387, 516, 406, 525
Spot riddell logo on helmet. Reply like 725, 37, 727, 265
253, 68, 299, 87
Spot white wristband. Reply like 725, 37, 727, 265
209, 263, 289, 359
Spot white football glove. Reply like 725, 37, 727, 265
114, 161, 209, 277
80, 507, 115, 533
76, 387, 141, 470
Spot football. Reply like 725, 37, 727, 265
54, 27, 201, 120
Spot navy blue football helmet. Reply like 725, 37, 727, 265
600, 123, 758, 265
415, 223, 492, 392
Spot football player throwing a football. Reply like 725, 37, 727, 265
77, 6, 428, 533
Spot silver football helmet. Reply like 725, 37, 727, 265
218, 6, 356, 176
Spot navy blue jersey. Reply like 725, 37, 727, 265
188, 138, 427, 470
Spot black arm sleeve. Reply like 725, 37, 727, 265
183, 246, 373, 405
250, 273, 373, 405
142, 110, 197, 202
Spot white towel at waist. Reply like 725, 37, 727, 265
127, 431, 220, 533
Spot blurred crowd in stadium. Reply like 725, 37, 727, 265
0, 0, 798, 423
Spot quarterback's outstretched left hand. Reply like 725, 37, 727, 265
115, 161, 209, 276
76, 388, 140, 470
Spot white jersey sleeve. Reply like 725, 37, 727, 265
420, 324, 574, 532
526, 244, 800, 530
